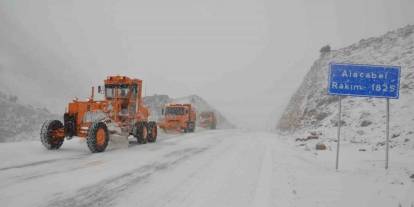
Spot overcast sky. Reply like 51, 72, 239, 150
1, 0, 413, 129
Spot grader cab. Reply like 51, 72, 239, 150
40, 76, 157, 153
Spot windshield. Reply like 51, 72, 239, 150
105, 85, 130, 98
118, 85, 129, 98
131, 84, 138, 97
105, 85, 115, 98
165, 107, 185, 115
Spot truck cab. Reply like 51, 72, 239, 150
199, 111, 217, 129
158, 103, 196, 133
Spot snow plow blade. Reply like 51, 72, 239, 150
108, 134, 129, 149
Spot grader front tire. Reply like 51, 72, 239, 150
87, 122, 109, 153
40, 120, 65, 150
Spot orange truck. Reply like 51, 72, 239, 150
199, 111, 217, 129
40, 75, 157, 153
158, 103, 196, 133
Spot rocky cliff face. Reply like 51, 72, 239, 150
144, 94, 234, 129
277, 25, 414, 147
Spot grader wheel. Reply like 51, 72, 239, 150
134, 122, 148, 144
184, 122, 195, 133
40, 120, 65, 150
87, 122, 109, 153
147, 121, 158, 143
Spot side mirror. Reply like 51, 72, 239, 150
161, 108, 164, 115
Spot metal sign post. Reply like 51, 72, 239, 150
385, 98, 390, 169
328, 63, 400, 170
336, 96, 342, 170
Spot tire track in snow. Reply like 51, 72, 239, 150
1, 131, 225, 190
0, 132, 181, 172
44, 147, 209, 207
0, 133, 191, 180
0, 155, 88, 172
251, 143, 272, 207
0, 130, 222, 173
126, 131, 263, 207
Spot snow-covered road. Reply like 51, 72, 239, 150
0, 130, 413, 207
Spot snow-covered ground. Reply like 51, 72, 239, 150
0, 129, 413, 207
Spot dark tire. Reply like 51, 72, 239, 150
186, 122, 195, 133
40, 120, 64, 150
133, 122, 148, 144
211, 123, 216, 130
87, 122, 109, 153
147, 122, 157, 143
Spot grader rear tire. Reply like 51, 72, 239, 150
147, 122, 158, 143
87, 122, 109, 153
40, 120, 64, 150
133, 122, 148, 144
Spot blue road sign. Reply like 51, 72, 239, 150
328, 63, 401, 99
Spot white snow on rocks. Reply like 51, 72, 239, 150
0, 91, 58, 142
277, 25, 414, 150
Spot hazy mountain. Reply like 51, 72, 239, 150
277, 25, 414, 147
144, 94, 234, 129
0, 91, 59, 142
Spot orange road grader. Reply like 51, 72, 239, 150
199, 111, 217, 129
40, 75, 157, 153
158, 103, 196, 133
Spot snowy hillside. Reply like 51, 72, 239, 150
0, 91, 58, 142
277, 25, 414, 148
144, 94, 234, 129
143, 94, 170, 121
